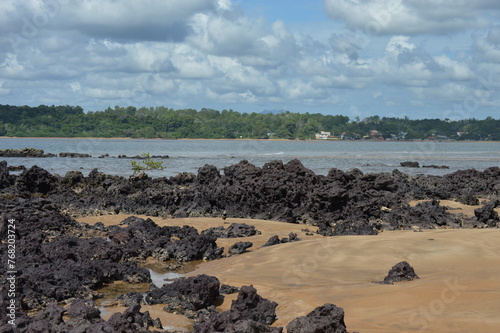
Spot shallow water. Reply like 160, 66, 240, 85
1, 138, 499, 177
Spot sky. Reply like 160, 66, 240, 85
1, 0, 500, 120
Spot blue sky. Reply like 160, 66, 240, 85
1, 0, 500, 120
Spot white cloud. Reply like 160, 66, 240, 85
324, 0, 497, 35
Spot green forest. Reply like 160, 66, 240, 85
0, 104, 499, 141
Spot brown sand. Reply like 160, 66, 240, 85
79, 215, 500, 332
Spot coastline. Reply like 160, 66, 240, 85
1, 136, 499, 143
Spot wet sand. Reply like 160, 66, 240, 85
79, 215, 500, 333
193, 228, 500, 332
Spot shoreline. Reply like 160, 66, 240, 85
1, 136, 499, 143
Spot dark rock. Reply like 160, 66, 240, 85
0, 148, 55, 158
145, 274, 220, 315
474, 198, 500, 227
194, 285, 281, 333
3, 301, 162, 333
162, 234, 224, 262
263, 235, 281, 247
202, 223, 260, 238
62, 170, 84, 186
59, 152, 92, 158
382, 261, 419, 284
16, 165, 58, 194
225, 223, 261, 237
423, 164, 449, 169
286, 303, 348, 333
107, 304, 163, 332
229, 241, 253, 255
383, 200, 465, 230
220, 284, 240, 294
116, 292, 145, 306
400, 161, 420, 168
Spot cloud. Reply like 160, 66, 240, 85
323, 0, 499, 35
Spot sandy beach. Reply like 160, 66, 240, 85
79, 214, 500, 333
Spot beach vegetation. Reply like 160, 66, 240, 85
130, 153, 166, 175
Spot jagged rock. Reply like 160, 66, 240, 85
229, 241, 253, 255
0, 148, 55, 158
474, 199, 500, 227
286, 303, 348, 333
202, 223, 261, 238
383, 200, 465, 230
107, 303, 163, 332
194, 285, 281, 333
145, 274, 220, 315
382, 261, 419, 284
263, 235, 281, 247
16, 165, 58, 194
1, 301, 162, 333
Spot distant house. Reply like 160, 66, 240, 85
315, 131, 332, 140
369, 130, 384, 140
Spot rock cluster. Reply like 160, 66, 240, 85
59, 152, 92, 158
1, 159, 499, 237
0, 148, 56, 157
2, 160, 500, 238
0, 300, 162, 333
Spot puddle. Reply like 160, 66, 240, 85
95, 259, 203, 331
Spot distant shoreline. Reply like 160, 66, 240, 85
1, 136, 499, 143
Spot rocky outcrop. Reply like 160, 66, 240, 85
381, 261, 419, 285
383, 200, 465, 230
145, 274, 220, 316
400, 161, 420, 168
0, 301, 162, 333
474, 198, 500, 227
286, 303, 349, 333
0, 148, 56, 157
1, 160, 499, 237
229, 241, 253, 255
107, 216, 224, 262
203, 223, 261, 238
263, 232, 301, 247
59, 152, 92, 158
0, 201, 152, 312
194, 285, 282, 333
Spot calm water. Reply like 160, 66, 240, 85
1, 138, 499, 177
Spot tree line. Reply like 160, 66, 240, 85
0, 104, 499, 141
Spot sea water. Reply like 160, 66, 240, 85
1, 138, 499, 177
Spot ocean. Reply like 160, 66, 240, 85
1, 138, 499, 178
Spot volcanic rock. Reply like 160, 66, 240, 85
145, 274, 220, 316
400, 161, 420, 168
194, 285, 281, 333
286, 303, 348, 333
474, 198, 500, 227
59, 152, 92, 158
229, 241, 253, 255
382, 261, 419, 284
